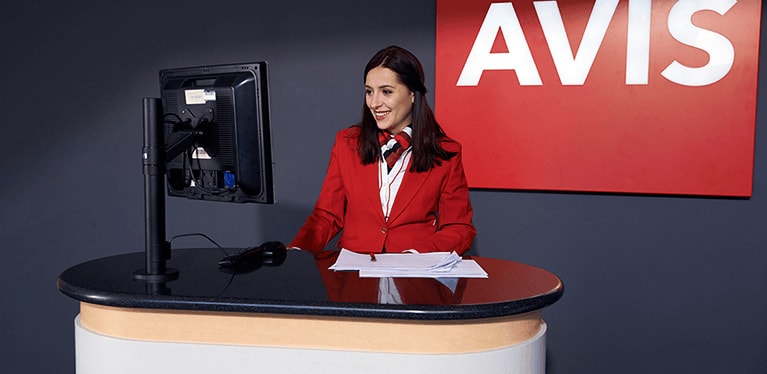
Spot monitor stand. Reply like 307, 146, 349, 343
134, 98, 179, 282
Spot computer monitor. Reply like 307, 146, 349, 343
159, 62, 274, 204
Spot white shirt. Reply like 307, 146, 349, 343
378, 127, 412, 222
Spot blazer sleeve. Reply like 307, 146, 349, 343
289, 135, 347, 252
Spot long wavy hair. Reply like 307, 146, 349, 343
356, 45, 456, 172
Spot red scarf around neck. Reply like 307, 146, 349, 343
378, 129, 412, 170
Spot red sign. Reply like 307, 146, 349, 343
436, 0, 761, 196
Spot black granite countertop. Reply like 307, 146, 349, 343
58, 248, 563, 321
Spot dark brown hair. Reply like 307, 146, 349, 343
357, 45, 456, 172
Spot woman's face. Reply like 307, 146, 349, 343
365, 66, 414, 134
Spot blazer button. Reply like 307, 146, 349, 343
380, 227, 387, 234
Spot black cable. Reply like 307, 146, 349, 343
183, 146, 232, 196
166, 232, 252, 297
168, 232, 230, 256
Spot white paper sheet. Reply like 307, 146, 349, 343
329, 249, 488, 278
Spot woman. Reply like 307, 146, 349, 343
290, 46, 476, 254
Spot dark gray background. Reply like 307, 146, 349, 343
1, 1, 764, 373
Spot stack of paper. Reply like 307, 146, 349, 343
329, 249, 488, 278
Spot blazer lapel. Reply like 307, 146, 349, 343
387, 168, 431, 223
362, 162, 386, 220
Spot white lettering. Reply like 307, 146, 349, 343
534, 0, 619, 85
626, 0, 652, 84
457, 3, 542, 86
661, 0, 737, 86
456, 0, 737, 87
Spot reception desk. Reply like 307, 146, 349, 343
58, 248, 563, 373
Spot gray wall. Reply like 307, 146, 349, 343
1, 1, 765, 373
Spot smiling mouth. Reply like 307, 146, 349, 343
374, 110, 390, 120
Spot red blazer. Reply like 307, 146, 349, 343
290, 126, 476, 254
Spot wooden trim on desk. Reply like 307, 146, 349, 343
79, 302, 543, 354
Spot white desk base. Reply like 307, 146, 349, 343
74, 304, 548, 374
